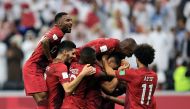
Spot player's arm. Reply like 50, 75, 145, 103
62, 64, 95, 94
101, 78, 118, 93
41, 36, 52, 61
102, 92, 125, 106
102, 55, 129, 77
102, 55, 117, 76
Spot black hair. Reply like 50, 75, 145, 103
54, 12, 68, 23
108, 52, 124, 66
119, 38, 137, 57
80, 47, 96, 65
134, 44, 155, 66
58, 40, 76, 53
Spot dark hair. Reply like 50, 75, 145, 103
54, 12, 68, 23
119, 38, 137, 57
134, 44, 155, 66
58, 40, 76, 53
80, 47, 96, 65
108, 52, 123, 66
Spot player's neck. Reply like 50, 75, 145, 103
54, 55, 65, 63
138, 63, 146, 69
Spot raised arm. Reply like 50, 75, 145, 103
62, 64, 95, 94
101, 78, 118, 93
102, 92, 125, 106
102, 55, 117, 77
41, 37, 52, 61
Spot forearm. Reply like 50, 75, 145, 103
63, 74, 85, 93
101, 78, 118, 93
41, 38, 52, 60
106, 95, 125, 106
102, 59, 116, 77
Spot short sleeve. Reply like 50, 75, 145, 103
79, 38, 119, 54
55, 64, 70, 84
44, 26, 64, 42
115, 69, 136, 82
94, 65, 104, 77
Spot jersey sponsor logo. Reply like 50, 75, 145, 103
119, 70, 125, 76
62, 72, 69, 79
53, 34, 58, 40
100, 45, 108, 52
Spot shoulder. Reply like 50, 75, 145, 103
53, 63, 67, 72
45, 26, 63, 38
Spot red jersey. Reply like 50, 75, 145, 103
24, 25, 64, 72
85, 65, 103, 109
46, 61, 69, 109
115, 67, 157, 109
76, 38, 119, 56
62, 62, 102, 109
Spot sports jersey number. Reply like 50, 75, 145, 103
140, 84, 153, 105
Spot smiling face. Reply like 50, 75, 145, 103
59, 15, 73, 33
64, 48, 76, 64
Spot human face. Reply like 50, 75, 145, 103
60, 15, 72, 33
65, 49, 76, 63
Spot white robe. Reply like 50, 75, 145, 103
0, 42, 7, 86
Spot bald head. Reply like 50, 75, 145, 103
119, 38, 137, 57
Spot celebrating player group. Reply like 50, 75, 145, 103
22, 12, 158, 109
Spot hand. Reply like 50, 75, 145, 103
102, 55, 109, 61
119, 60, 130, 70
80, 64, 95, 76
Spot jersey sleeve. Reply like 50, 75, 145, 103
115, 69, 136, 82
93, 65, 104, 77
79, 38, 119, 55
55, 64, 70, 84
44, 26, 64, 43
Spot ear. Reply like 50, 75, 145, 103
62, 50, 67, 55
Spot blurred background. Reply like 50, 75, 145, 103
0, 0, 190, 109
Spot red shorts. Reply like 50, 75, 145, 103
61, 96, 85, 109
22, 63, 47, 96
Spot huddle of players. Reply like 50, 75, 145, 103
22, 12, 157, 109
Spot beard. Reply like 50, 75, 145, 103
62, 27, 71, 33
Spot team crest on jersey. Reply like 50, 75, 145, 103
53, 34, 58, 40
70, 68, 79, 74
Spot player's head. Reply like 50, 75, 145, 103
134, 44, 155, 67
107, 52, 123, 70
119, 38, 137, 57
58, 40, 76, 63
54, 12, 72, 33
80, 47, 96, 65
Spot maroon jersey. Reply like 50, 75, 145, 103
115, 67, 157, 109
62, 62, 102, 109
77, 38, 119, 56
24, 25, 64, 72
85, 65, 103, 109
46, 60, 69, 109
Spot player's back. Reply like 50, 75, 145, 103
125, 68, 157, 109
61, 62, 87, 109
79, 38, 119, 54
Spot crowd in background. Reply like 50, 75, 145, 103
0, 0, 190, 91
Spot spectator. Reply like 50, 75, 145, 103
0, 41, 7, 89
3, 34, 24, 90
173, 60, 190, 91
